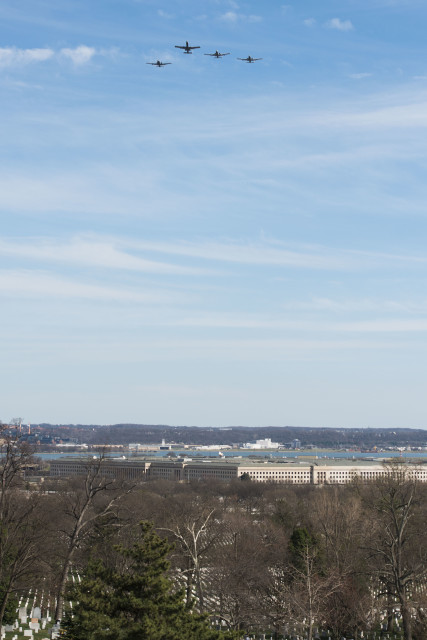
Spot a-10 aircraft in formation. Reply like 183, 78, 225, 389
146, 60, 172, 67
237, 55, 262, 63
147, 41, 261, 67
205, 50, 230, 58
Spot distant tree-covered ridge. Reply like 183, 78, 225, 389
34, 423, 427, 448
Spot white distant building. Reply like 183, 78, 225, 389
129, 443, 144, 451
55, 442, 88, 449
242, 438, 280, 449
194, 445, 232, 450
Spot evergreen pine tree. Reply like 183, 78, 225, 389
62, 521, 236, 640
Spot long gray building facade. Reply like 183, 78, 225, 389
49, 456, 427, 484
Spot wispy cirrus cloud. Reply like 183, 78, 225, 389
122, 237, 426, 271
151, 311, 427, 335
280, 297, 427, 314
349, 72, 372, 79
326, 18, 354, 31
0, 237, 211, 276
219, 12, 238, 22
2, 235, 425, 280
336, 319, 427, 333
219, 11, 262, 23
157, 9, 174, 19
0, 270, 177, 303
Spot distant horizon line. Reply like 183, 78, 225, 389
6, 422, 427, 432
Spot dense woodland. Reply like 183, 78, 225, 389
2, 428, 427, 640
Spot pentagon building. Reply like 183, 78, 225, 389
49, 457, 427, 484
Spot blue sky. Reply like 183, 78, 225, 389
1, 0, 427, 428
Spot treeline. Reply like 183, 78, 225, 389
36, 423, 427, 447
2, 431, 427, 640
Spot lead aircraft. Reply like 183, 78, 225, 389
175, 41, 200, 54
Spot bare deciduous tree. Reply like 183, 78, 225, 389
52, 456, 132, 621
210, 511, 273, 631
158, 495, 222, 611
0, 424, 44, 626
363, 464, 427, 640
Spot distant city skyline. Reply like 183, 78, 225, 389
1, 1, 427, 428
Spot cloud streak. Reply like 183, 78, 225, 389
0, 47, 54, 67
0, 270, 180, 303
0, 45, 111, 69
0, 237, 211, 276
219, 11, 262, 23
326, 18, 354, 31
155, 312, 427, 334
60, 45, 96, 65
4, 234, 424, 274
123, 237, 427, 271
349, 73, 372, 79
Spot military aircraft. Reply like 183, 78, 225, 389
204, 51, 230, 58
175, 41, 200, 54
237, 56, 262, 63
146, 60, 172, 67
